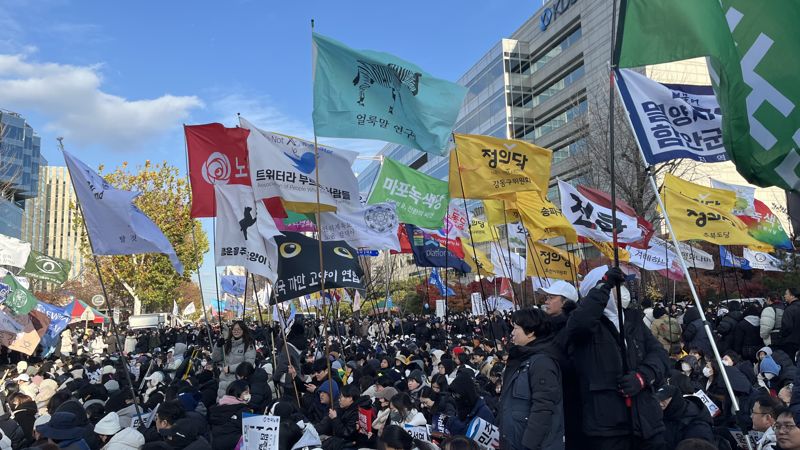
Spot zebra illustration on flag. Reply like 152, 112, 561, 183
352, 60, 421, 114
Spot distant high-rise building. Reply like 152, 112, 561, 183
21, 166, 86, 285
0, 109, 44, 238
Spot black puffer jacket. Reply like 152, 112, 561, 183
315, 395, 372, 443
498, 335, 563, 450
9, 399, 37, 446
731, 315, 763, 361
209, 402, 251, 450
661, 388, 714, 450
716, 311, 743, 353
681, 308, 713, 357
566, 282, 668, 440
246, 367, 272, 412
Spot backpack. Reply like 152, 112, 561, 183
664, 318, 683, 344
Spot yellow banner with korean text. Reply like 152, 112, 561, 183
662, 187, 770, 250
483, 198, 521, 226
526, 241, 581, 281
449, 134, 552, 199
515, 191, 578, 243
462, 242, 495, 275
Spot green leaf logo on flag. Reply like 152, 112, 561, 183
2, 275, 38, 315
22, 250, 71, 285
367, 158, 449, 229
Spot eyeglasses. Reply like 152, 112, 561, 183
774, 423, 798, 432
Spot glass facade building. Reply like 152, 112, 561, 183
0, 110, 44, 238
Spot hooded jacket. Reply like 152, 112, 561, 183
732, 315, 763, 361
208, 400, 250, 450
447, 375, 494, 437
681, 308, 714, 358
565, 282, 668, 440
660, 387, 714, 450
102, 427, 145, 450
497, 335, 564, 450
315, 395, 372, 442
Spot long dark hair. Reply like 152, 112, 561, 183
225, 320, 254, 354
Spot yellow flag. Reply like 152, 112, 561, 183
467, 218, 495, 243
450, 134, 552, 199
462, 242, 495, 275
662, 188, 771, 249
483, 198, 521, 226
515, 191, 578, 243
526, 241, 581, 281
586, 238, 630, 263
663, 174, 735, 211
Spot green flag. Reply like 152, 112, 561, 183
21, 250, 71, 285
312, 32, 466, 156
615, 0, 800, 191
1, 275, 38, 315
367, 158, 449, 229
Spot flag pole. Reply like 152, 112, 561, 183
500, 208, 521, 309
452, 143, 500, 349
310, 18, 334, 407
181, 126, 220, 357
607, 0, 630, 379
58, 138, 143, 419
613, 76, 742, 413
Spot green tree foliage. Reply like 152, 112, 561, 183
74, 160, 209, 313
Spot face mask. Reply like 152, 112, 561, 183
681, 363, 691, 373
242, 393, 252, 403
764, 373, 776, 380
702, 367, 713, 378
389, 412, 402, 422
722, 358, 734, 367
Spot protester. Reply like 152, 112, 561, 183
210, 321, 256, 400
497, 308, 563, 450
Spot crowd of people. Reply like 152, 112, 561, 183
0, 269, 799, 449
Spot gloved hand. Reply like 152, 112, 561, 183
603, 267, 626, 288
618, 371, 646, 396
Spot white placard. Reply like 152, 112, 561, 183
242, 414, 280, 450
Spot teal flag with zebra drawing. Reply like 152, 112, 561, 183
312, 32, 467, 156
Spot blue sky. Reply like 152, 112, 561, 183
0, 0, 541, 301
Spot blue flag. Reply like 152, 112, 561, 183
221, 275, 246, 296
62, 150, 183, 274
312, 32, 467, 156
720, 246, 751, 270
35, 302, 71, 357
429, 268, 455, 296
406, 224, 471, 273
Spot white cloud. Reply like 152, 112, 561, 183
0, 54, 203, 151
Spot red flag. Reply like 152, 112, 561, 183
498, 277, 513, 298
185, 123, 251, 218
393, 224, 412, 254
577, 185, 654, 249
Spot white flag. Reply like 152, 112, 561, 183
240, 117, 360, 212
214, 185, 281, 281
506, 222, 529, 249
743, 248, 784, 272
319, 202, 400, 251
62, 150, 183, 273
628, 237, 680, 271
442, 200, 470, 239
182, 302, 196, 316
353, 290, 362, 312
0, 234, 31, 269
558, 180, 642, 243
710, 179, 757, 217
490, 244, 526, 283
172, 300, 179, 316
674, 241, 715, 270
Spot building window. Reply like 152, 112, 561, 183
552, 137, 587, 164
530, 26, 582, 74
464, 59, 504, 104
528, 64, 585, 109
533, 98, 587, 140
